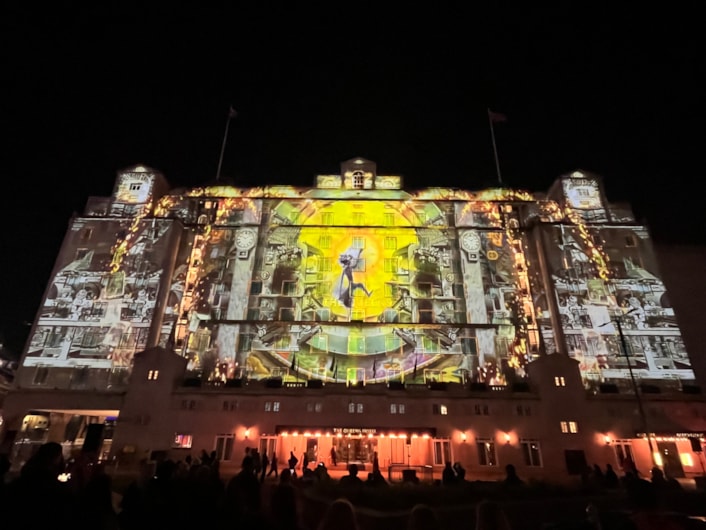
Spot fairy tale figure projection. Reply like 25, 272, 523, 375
333, 246, 372, 310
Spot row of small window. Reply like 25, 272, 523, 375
185, 400, 532, 416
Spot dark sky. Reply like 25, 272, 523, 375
1, 6, 704, 353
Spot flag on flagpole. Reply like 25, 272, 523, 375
333, 363, 338, 379
412, 355, 418, 379
488, 109, 507, 123
228, 105, 238, 119
372, 359, 377, 375
290, 354, 297, 370
330, 356, 336, 370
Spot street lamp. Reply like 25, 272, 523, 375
599, 307, 658, 468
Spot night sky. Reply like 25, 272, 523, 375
1, 6, 703, 354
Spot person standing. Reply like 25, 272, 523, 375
330, 446, 338, 466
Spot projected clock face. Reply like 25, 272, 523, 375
461, 230, 482, 253
235, 229, 257, 250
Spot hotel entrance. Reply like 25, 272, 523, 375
334, 436, 376, 465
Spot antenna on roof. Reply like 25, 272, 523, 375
216, 105, 238, 181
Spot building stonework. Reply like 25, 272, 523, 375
2, 158, 705, 483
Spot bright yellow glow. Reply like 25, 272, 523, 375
461, 432, 467, 442
244, 429, 250, 438
654, 452, 663, 467
681, 453, 693, 466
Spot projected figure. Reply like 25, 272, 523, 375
334, 247, 372, 309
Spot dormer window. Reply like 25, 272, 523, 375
352, 170, 365, 189
130, 183, 142, 191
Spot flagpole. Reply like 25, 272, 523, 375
216, 106, 237, 181
487, 108, 503, 185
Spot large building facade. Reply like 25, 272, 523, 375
2, 158, 705, 483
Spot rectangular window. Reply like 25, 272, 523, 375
473, 404, 489, 415
222, 400, 238, 411
322, 212, 334, 225
477, 439, 497, 466
147, 369, 159, 381
390, 403, 406, 414
613, 442, 634, 469
554, 376, 566, 387
33, 366, 49, 385
173, 433, 192, 449
384, 258, 397, 273
348, 402, 355, 413
432, 439, 451, 465
281, 281, 297, 296
319, 235, 332, 249
320, 257, 332, 272
273, 401, 280, 412
130, 183, 142, 191
384, 236, 397, 249
432, 404, 448, 415
560, 421, 579, 433
383, 213, 395, 226
356, 403, 364, 414
521, 440, 543, 467
352, 237, 365, 249
306, 402, 323, 413
353, 212, 365, 225
215, 434, 234, 461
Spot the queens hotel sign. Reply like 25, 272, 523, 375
275, 425, 437, 437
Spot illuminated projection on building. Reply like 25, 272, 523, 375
164, 196, 541, 386
25, 218, 176, 370
22, 166, 696, 391
537, 222, 693, 386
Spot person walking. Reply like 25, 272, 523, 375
267, 451, 279, 478
260, 450, 269, 483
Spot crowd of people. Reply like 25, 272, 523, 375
1, 442, 705, 530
